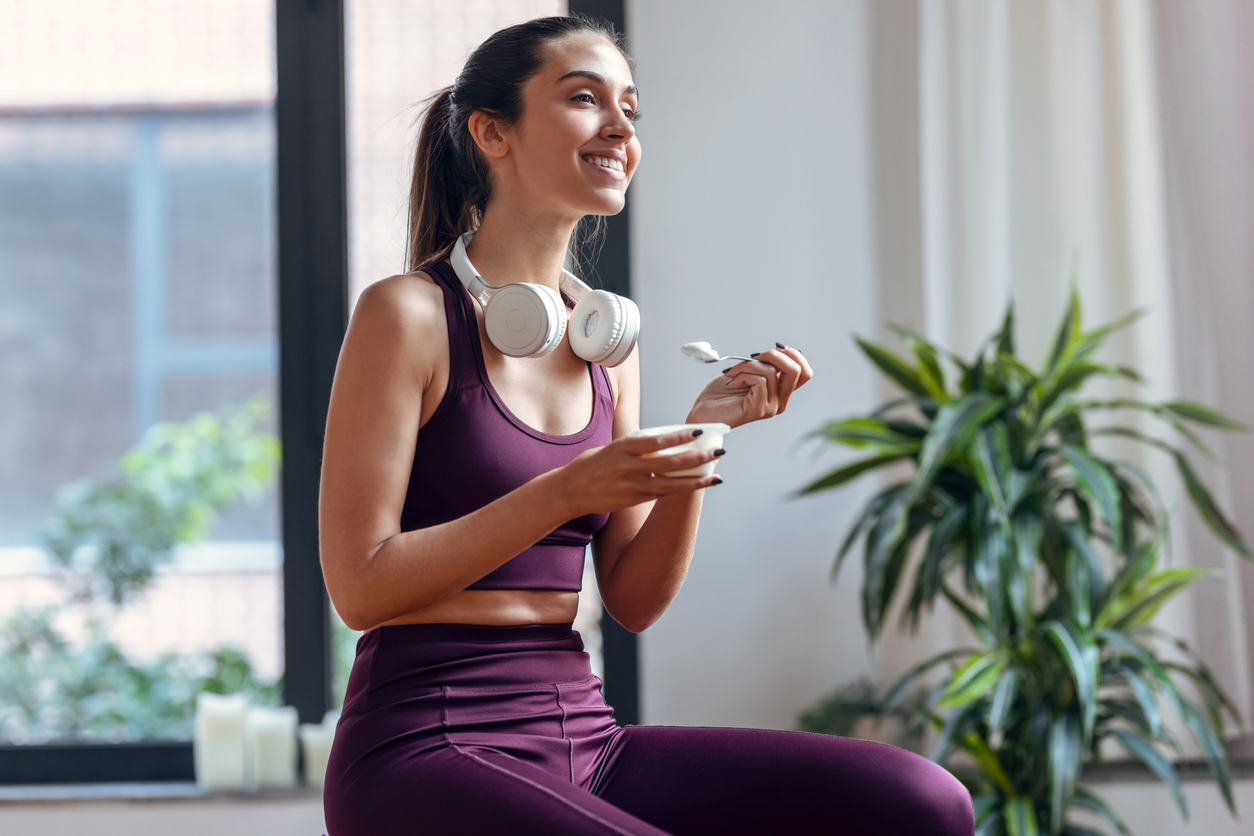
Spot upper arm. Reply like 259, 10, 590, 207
318, 274, 444, 621
591, 341, 651, 584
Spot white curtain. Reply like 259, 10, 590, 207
869, 0, 1254, 756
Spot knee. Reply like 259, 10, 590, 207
892, 749, 974, 836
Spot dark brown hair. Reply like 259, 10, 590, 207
405, 13, 635, 274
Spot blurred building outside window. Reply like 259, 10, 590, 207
0, 0, 282, 744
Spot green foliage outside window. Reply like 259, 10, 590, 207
0, 393, 282, 744
797, 287, 1249, 836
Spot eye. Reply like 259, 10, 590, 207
572, 93, 642, 122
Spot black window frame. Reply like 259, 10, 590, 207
0, 0, 637, 786
569, 0, 640, 728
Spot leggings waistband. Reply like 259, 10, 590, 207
364, 620, 576, 645
344, 621, 591, 708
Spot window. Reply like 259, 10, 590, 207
0, 0, 637, 785
0, 107, 282, 740
0, 0, 280, 780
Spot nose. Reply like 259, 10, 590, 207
601, 109, 635, 143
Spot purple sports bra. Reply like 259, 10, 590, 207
398, 258, 614, 591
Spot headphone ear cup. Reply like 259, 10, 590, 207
602, 295, 640, 367
484, 283, 566, 357
569, 290, 640, 367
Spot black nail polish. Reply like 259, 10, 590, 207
750, 352, 761, 358
713, 448, 726, 457
710, 477, 724, 486
691, 429, 704, 437
722, 367, 732, 373
776, 342, 786, 349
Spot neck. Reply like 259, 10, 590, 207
463, 200, 581, 294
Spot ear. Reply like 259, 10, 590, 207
467, 110, 510, 160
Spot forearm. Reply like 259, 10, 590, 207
334, 468, 573, 630
601, 486, 705, 632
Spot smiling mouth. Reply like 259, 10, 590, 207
581, 155, 626, 177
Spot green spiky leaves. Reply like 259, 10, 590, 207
798, 290, 1249, 835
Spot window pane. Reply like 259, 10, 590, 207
337, 1, 602, 704
0, 1, 280, 745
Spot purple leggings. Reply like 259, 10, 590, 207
323, 622, 973, 836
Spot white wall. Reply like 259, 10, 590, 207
625, 3, 1254, 834
627, 0, 880, 730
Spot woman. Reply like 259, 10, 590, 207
319, 14, 973, 836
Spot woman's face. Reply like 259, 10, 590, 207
482, 32, 641, 220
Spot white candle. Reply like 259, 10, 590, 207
300, 709, 341, 788
193, 692, 248, 791
299, 722, 335, 788
245, 705, 299, 789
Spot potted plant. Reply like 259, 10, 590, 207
796, 288, 1249, 836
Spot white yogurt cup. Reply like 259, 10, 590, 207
627, 423, 731, 477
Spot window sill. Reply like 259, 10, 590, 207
0, 782, 322, 805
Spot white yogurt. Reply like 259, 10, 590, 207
680, 341, 721, 363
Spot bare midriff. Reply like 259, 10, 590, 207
371, 588, 581, 630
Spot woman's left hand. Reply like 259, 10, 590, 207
686, 344, 814, 429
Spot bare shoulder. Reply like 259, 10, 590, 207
353, 269, 445, 331
358, 269, 446, 340
347, 270, 446, 365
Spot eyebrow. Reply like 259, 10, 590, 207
555, 70, 638, 99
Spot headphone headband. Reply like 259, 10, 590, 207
454, 230, 592, 301
448, 230, 640, 365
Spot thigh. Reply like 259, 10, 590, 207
593, 726, 973, 836
325, 742, 676, 836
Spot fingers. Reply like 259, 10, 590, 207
647, 444, 725, 475
786, 345, 815, 383
777, 344, 815, 393
619, 427, 706, 454
740, 371, 777, 414
756, 350, 798, 412
571, 431, 725, 516
641, 472, 723, 497
725, 363, 779, 412
724, 344, 813, 413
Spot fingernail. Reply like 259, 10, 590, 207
776, 342, 786, 349
722, 367, 732, 374
710, 477, 724, 486
750, 352, 761, 358
713, 448, 726, 457
691, 429, 704, 437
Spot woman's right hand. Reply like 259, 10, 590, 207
556, 428, 724, 518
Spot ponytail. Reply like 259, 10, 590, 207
403, 14, 634, 274
405, 86, 489, 271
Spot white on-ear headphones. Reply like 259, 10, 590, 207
449, 230, 641, 367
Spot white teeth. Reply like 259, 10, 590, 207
585, 155, 624, 172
